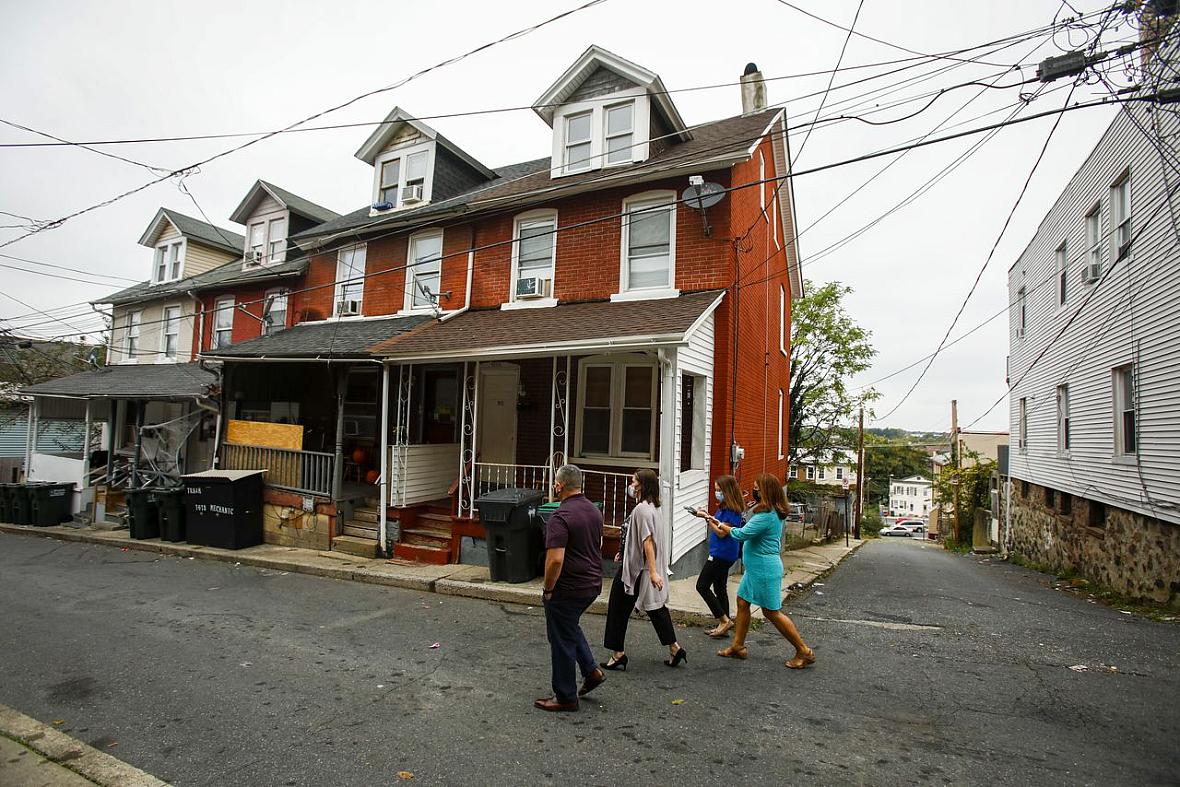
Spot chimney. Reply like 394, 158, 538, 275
740, 62, 767, 115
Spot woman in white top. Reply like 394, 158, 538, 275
599, 469, 687, 671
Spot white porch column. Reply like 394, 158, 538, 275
24, 399, 36, 481
378, 363, 390, 555
657, 348, 677, 568
81, 399, 93, 484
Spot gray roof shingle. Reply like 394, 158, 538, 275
21, 362, 217, 400
98, 255, 308, 306
203, 314, 432, 359
160, 208, 245, 255
258, 181, 341, 223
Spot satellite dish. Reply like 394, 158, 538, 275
682, 182, 725, 210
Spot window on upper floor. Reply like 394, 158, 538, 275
1113, 363, 1136, 456
1056, 241, 1069, 306
1018, 397, 1028, 451
153, 240, 184, 283
335, 245, 367, 316
575, 357, 656, 461
618, 192, 676, 297
263, 288, 288, 336
406, 231, 443, 311
123, 311, 142, 359
374, 146, 432, 210
1111, 171, 1131, 262
161, 305, 181, 360
604, 102, 634, 165
1017, 286, 1027, 338
553, 91, 648, 177
246, 217, 287, 265
779, 285, 786, 355
836, 466, 844, 480
1085, 204, 1101, 277
1056, 383, 1070, 453
564, 111, 593, 173
213, 297, 234, 349
510, 211, 557, 305
818, 467, 827, 481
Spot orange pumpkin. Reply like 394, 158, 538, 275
365, 469, 380, 485
351, 447, 367, 465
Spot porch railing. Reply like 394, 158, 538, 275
220, 442, 334, 497
470, 462, 633, 527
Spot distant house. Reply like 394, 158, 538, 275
889, 475, 931, 517
789, 449, 858, 490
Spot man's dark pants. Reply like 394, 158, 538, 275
543, 593, 598, 703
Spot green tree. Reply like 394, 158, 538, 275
862, 441, 932, 507
0, 333, 104, 391
933, 450, 996, 545
789, 280, 877, 465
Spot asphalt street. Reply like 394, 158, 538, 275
1, 532, 1177, 786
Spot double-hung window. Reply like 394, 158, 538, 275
1056, 384, 1070, 452
806, 466, 816, 481
407, 231, 443, 309
213, 297, 234, 349
335, 245, 367, 311
836, 466, 844, 480
1085, 205, 1101, 274
1018, 397, 1028, 450
375, 147, 431, 209
379, 159, 400, 205
512, 212, 556, 302
1056, 241, 1068, 305
161, 306, 180, 360
621, 193, 675, 294
1111, 173, 1131, 261
1113, 364, 1136, 455
267, 217, 286, 263
248, 223, 266, 263
576, 358, 657, 460
564, 111, 593, 173
263, 289, 288, 336
154, 240, 183, 282
1017, 287, 1027, 338
124, 311, 142, 359
818, 467, 827, 481
604, 102, 634, 165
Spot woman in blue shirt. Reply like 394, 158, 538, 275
694, 474, 744, 638
706, 473, 816, 669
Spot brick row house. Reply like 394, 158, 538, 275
25, 47, 802, 575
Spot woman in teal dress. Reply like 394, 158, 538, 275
705, 473, 816, 669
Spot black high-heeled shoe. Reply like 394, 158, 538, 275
664, 647, 688, 668
600, 654, 628, 671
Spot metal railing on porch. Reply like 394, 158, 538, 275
220, 442, 334, 497
470, 461, 633, 526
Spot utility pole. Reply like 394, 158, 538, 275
950, 399, 960, 543
853, 405, 864, 539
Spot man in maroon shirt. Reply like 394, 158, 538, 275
535, 464, 605, 712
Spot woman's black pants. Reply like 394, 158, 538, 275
695, 556, 735, 620
604, 572, 676, 651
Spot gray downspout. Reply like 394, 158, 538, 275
129, 402, 145, 489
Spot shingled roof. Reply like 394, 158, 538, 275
98, 255, 308, 306
203, 314, 432, 359
21, 363, 217, 401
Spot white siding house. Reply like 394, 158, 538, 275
889, 475, 931, 516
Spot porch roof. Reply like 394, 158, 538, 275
203, 314, 432, 360
20, 362, 217, 401
369, 290, 724, 361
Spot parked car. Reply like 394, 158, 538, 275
785, 503, 806, 523
894, 519, 926, 533
880, 524, 916, 537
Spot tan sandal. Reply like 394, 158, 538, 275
717, 645, 748, 659
786, 648, 816, 669
707, 622, 733, 639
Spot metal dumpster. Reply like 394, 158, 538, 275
182, 470, 264, 550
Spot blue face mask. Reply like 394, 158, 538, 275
714, 490, 723, 503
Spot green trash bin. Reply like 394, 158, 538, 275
11, 484, 36, 526
157, 487, 186, 543
127, 487, 161, 540
29, 482, 72, 526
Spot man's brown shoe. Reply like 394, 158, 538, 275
578, 668, 606, 697
534, 696, 578, 712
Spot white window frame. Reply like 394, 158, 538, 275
246, 214, 288, 265
1085, 204, 1102, 273
779, 285, 787, 355
159, 304, 182, 362
777, 388, 784, 459
836, 466, 844, 480
603, 101, 635, 167
504, 209, 558, 309
1018, 397, 1028, 451
371, 141, 435, 212
1111, 171, 1131, 263
212, 297, 234, 349
122, 310, 142, 361
1056, 240, 1068, 307
1056, 383, 1070, 454
334, 244, 367, 314
679, 372, 707, 474
404, 230, 445, 313
263, 288, 289, 336
613, 190, 679, 302
574, 354, 659, 462
818, 467, 826, 481
806, 466, 816, 481
266, 216, 287, 264
1017, 286, 1027, 339
1113, 363, 1136, 457
551, 88, 651, 177
153, 239, 185, 283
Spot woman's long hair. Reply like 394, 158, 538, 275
634, 468, 661, 507
753, 473, 789, 519
715, 474, 744, 513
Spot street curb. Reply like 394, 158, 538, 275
0, 523, 864, 626
0, 703, 169, 787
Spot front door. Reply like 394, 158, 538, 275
477, 364, 518, 465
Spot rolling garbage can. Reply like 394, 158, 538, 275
126, 487, 161, 539
29, 482, 73, 526
0, 483, 15, 523
11, 484, 35, 526
182, 470, 263, 550
157, 487, 186, 543
476, 487, 544, 583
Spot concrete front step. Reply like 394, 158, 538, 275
393, 541, 451, 565
342, 523, 379, 539
331, 535, 380, 558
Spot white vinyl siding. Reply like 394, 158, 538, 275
671, 313, 715, 563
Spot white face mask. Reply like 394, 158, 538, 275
714, 490, 724, 503
627, 484, 638, 500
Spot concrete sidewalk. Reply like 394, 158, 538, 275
0, 522, 862, 625
0, 704, 168, 787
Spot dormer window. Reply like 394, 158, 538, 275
605, 102, 634, 164
554, 93, 647, 176
153, 240, 184, 283
374, 145, 432, 210
246, 217, 287, 265
564, 112, 593, 173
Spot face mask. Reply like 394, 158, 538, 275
627, 485, 637, 500
714, 490, 723, 503
752, 488, 762, 503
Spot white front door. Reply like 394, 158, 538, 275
477, 364, 518, 465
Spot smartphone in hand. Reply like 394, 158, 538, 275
683, 506, 703, 516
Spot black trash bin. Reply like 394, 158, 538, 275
126, 487, 161, 539
476, 487, 544, 583
29, 482, 73, 526
182, 470, 263, 550
0, 483, 15, 523
10, 484, 35, 526
157, 487, 186, 543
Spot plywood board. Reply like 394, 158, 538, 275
226, 419, 303, 451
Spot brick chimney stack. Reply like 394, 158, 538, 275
740, 62, 767, 115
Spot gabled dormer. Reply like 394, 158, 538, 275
534, 45, 692, 178
354, 108, 495, 216
138, 208, 244, 284
230, 180, 340, 268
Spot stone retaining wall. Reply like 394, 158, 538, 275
1009, 479, 1180, 607
261, 488, 333, 551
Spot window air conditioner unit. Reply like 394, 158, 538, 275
335, 299, 361, 317
1083, 262, 1102, 283
247, 249, 263, 265
402, 184, 425, 204
515, 276, 550, 299
1016, 327, 1025, 340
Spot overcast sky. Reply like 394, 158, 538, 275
0, 0, 1137, 432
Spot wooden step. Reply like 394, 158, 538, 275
342, 523, 379, 539
401, 527, 451, 548
416, 512, 454, 527
350, 507, 380, 525
361, 496, 381, 508
393, 541, 451, 565
423, 498, 454, 516
331, 535, 380, 559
